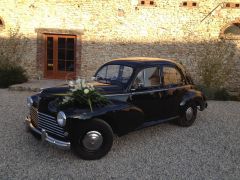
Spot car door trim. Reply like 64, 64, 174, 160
104, 85, 190, 97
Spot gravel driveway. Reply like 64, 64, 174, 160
0, 89, 239, 180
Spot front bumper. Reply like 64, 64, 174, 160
25, 116, 71, 150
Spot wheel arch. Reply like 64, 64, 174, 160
180, 90, 206, 111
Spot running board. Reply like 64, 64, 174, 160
135, 116, 179, 130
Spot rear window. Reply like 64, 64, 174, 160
163, 66, 184, 87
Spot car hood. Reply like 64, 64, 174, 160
40, 81, 124, 97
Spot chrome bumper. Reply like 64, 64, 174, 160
25, 116, 71, 150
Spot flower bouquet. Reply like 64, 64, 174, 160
59, 79, 110, 112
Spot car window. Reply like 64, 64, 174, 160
122, 66, 133, 83
133, 67, 160, 89
96, 65, 120, 81
95, 64, 133, 85
163, 66, 184, 87
106, 65, 120, 79
97, 66, 107, 78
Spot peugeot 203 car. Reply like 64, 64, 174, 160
25, 57, 207, 160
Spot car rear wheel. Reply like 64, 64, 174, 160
71, 118, 113, 160
177, 102, 197, 127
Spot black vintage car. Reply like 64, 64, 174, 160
25, 57, 207, 160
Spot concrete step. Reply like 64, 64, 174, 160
9, 80, 67, 92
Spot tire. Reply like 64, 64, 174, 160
177, 101, 197, 127
71, 118, 113, 160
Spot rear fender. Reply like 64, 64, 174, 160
180, 90, 207, 111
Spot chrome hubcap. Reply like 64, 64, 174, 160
186, 107, 194, 121
82, 131, 103, 151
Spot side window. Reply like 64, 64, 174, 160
96, 66, 107, 79
96, 65, 120, 80
163, 66, 184, 87
106, 65, 120, 79
133, 67, 160, 89
122, 66, 133, 83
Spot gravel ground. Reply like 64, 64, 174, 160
0, 89, 239, 180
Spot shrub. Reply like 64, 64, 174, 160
0, 65, 28, 88
214, 88, 231, 101
196, 85, 216, 100
0, 26, 29, 88
197, 85, 239, 101
182, 23, 238, 98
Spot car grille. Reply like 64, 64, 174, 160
30, 107, 65, 138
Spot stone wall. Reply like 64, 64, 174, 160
0, 0, 239, 94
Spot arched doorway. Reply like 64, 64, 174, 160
220, 21, 240, 40
220, 20, 240, 94
0, 17, 4, 29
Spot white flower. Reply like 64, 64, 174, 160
70, 88, 77, 92
68, 80, 74, 87
75, 83, 82, 90
81, 79, 86, 88
76, 78, 81, 85
89, 84, 95, 90
62, 96, 72, 103
84, 88, 90, 94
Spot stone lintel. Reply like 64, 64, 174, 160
35, 28, 84, 36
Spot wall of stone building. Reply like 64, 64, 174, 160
0, 0, 239, 93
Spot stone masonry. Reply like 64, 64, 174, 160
0, 0, 239, 94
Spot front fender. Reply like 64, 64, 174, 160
66, 100, 144, 136
67, 102, 131, 120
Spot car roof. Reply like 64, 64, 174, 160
108, 57, 183, 69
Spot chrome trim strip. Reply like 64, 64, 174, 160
38, 118, 59, 127
38, 124, 64, 134
38, 123, 65, 137
38, 119, 64, 131
25, 117, 70, 150
38, 115, 59, 124
104, 93, 130, 97
38, 112, 55, 119
105, 85, 191, 97
131, 86, 187, 95
38, 117, 59, 126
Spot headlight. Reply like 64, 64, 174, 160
27, 97, 33, 108
57, 111, 67, 127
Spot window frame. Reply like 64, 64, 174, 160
138, 0, 156, 7
95, 64, 134, 85
44, 34, 76, 79
131, 66, 162, 91
223, 2, 240, 9
180, 1, 199, 8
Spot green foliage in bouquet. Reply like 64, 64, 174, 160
58, 79, 110, 112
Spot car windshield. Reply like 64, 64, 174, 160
95, 64, 133, 85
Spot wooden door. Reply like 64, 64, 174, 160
44, 34, 76, 79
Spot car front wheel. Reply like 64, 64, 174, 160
71, 118, 113, 160
177, 102, 197, 127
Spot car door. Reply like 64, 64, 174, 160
160, 65, 187, 118
128, 66, 163, 121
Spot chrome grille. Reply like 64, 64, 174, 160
30, 107, 38, 127
30, 107, 65, 138
38, 112, 65, 137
